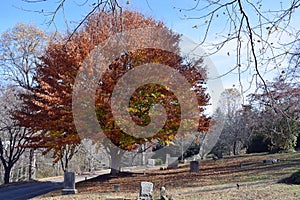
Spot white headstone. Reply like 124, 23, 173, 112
147, 159, 155, 167
138, 181, 153, 200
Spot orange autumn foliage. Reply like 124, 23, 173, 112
16, 10, 210, 162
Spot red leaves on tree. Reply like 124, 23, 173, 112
15, 10, 210, 161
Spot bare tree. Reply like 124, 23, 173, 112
176, 1, 300, 94
0, 88, 30, 184
0, 23, 48, 89
197, 107, 225, 159
216, 88, 248, 155
0, 23, 48, 180
21, 0, 123, 39
21, 1, 300, 91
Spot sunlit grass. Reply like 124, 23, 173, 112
33, 152, 300, 199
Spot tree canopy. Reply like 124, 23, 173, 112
15, 10, 210, 166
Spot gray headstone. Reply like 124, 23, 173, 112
167, 157, 178, 169
61, 172, 77, 195
165, 154, 170, 165
147, 159, 155, 167
263, 158, 280, 164
263, 159, 272, 163
190, 161, 199, 173
138, 181, 153, 200
114, 184, 120, 192
217, 150, 223, 159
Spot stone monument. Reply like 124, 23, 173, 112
61, 172, 77, 195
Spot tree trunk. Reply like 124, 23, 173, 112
107, 144, 125, 176
110, 154, 122, 176
4, 167, 12, 184
28, 149, 36, 180
65, 158, 69, 172
101, 139, 126, 176
59, 152, 70, 173
233, 141, 237, 155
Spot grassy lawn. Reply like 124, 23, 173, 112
179, 184, 300, 200
32, 184, 300, 200
33, 152, 300, 199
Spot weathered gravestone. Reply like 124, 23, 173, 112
167, 157, 178, 169
263, 158, 280, 164
61, 172, 77, 195
147, 159, 155, 167
138, 181, 153, 200
217, 150, 223, 159
114, 184, 120, 192
190, 160, 199, 173
165, 154, 170, 165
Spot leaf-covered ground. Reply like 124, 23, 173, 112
35, 152, 300, 199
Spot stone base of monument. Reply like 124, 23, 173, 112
61, 172, 77, 195
61, 188, 78, 195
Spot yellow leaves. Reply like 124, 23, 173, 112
151, 93, 158, 98
127, 107, 139, 113
164, 140, 175, 146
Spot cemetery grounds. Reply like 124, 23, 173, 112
33, 152, 300, 200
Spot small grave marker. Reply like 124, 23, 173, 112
147, 159, 155, 167
167, 157, 178, 169
217, 150, 223, 159
138, 181, 153, 200
165, 154, 170, 165
114, 184, 120, 192
263, 158, 280, 164
190, 161, 199, 173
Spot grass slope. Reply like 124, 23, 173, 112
34, 152, 300, 200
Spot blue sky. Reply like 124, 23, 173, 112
1, 0, 299, 101
0, 0, 201, 36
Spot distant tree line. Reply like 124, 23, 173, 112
213, 75, 300, 156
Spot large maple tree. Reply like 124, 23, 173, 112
16, 10, 210, 172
